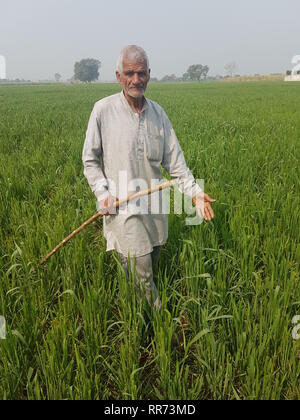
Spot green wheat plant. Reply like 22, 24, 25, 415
0, 81, 299, 400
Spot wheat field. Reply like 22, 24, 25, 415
0, 81, 299, 400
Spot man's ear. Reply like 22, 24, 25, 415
148, 68, 151, 80
116, 71, 121, 84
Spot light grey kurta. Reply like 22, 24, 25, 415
82, 91, 202, 257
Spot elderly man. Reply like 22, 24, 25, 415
82, 45, 216, 310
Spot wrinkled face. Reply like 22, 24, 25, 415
116, 57, 150, 99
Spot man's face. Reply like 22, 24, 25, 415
116, 57, 150, 99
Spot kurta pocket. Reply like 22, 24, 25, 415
146, 134, 163, 162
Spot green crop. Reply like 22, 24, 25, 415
0, 81, 299, 400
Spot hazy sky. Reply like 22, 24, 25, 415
1, 0, 300, 81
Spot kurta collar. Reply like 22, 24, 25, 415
120, 90, 149, 115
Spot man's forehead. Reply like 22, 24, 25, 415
122, 58, 148, 71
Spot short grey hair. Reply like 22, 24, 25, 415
116, 45, 150, 74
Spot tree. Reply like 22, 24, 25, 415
186, 64, 209, 81
182, 72, 190, 81
225, 61, 238, 78
161, 74, 177, 82
74, 58, 101, 83
202, 65, 209, 80
54, 73, 62, 83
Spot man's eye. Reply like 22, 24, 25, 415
138, 72, 146, 77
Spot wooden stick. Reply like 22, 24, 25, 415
40, 180, 176, 265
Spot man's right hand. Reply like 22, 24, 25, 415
97, 194, 117, 215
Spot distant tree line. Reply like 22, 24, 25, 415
158, 64, 210, 83
53, 59, 102, 83
157, 62, 240, 83
52, 58, 244, 84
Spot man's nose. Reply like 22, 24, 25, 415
132, 73, 140, 84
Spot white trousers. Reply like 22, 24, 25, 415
119, 246, 161, 310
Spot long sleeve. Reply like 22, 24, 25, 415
82, 106, 109, 202
161, 110, 202, 198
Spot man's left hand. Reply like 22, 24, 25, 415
193, 192, 216, 222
